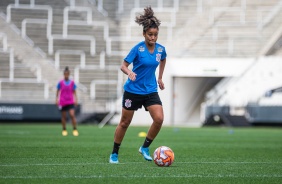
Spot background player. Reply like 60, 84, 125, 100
109, 6, 167, 163
56, 66, 79, 136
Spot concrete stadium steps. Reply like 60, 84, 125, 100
0, 0, 122, 113
13, 65, 37, 78
75, 67, 122, 108
274, 46, 282, 56
78, 68, 120, 84
1, 0, 120, 58
52, 40, 101, 53
57, 55, 121, 71
0, 52, 37, 79
67, 24, 104, 36
235, 0, 280, 6
0, 82, 46, 101
171, 0, 282, 57
0, 54, 10, 78
180, 46, 259, 58
92, 84, 119, 100
260, 9, 282, 36
83, 99, 115, 113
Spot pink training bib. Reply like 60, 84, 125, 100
59, 80, 75, 107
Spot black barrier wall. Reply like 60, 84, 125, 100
0, 103, 80, 122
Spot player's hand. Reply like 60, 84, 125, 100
158, 79, 165, 90
128, 71, 137, 81
55, 99, 59, 106
74, 101, 78, 106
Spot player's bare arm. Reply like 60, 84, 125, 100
56, 90, 59, 105
158, 58, 166, 90
120, 61, 137, 81
73, 90, 78, 106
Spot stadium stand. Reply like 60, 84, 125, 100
0, 0, 122, 114
204, 57, 282, 107
0, 0, 281, 124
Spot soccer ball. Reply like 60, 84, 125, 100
153, 146, 174, 167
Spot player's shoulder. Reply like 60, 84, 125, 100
70, 79, 76, 84
132, 41, 146, 52
155, 42, 166, 52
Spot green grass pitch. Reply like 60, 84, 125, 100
0, 124, 282, 184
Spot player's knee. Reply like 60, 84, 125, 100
154, 116, 163, 126
69, 113, 75, 119
119, 117, 131, 129
119, 121, 130, 129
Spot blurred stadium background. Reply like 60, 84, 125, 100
0, 0, 281, 127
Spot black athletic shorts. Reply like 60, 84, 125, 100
122, 91, 162, 111
59, 104, 75, 111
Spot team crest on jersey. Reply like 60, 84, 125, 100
138, 46, 145, 52
157, 47, 163, 52
156, 53, 161, 62
125, 99, 132, 108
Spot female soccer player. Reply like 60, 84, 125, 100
56, 66, 79, 136
109, 7, 167, 163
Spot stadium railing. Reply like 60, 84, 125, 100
257, 0, 282, 29
0, 48, 14, 81
54, 49, 106, 70
69, 0, 108, 17
63, 20, 109, 41
62, 6, 109, 40
74, 65, 121, 84
106, 36, 142, 56
209, 7, 246, 25
55, 50, 86, 69
93, 0, 108, 17
13, 64, 42, 82
0, 47, 42, 82
21, 18, 52, 41
48, 34, 96, 56
90, 80, 121, 100
259, 22, 282, 56
0, 33, 8, 51
6, 4, 53, 24
64, 6, 92, 24
14, 0, 35, 6
209, 0, 282, 27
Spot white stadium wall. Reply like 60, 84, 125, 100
111, 57, 255, 127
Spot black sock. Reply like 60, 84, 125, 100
112, 142, 121, 154
73, 127, 77, 130
142, 137, 153, 148
63, 127, 66, 130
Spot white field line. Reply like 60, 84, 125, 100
0, 162, 144, 167
0, 161, 281, 167
1, 174, 282, 179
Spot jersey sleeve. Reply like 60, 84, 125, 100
124, 46, 138, 64
57, 82, 61, 90
161, 47, 167, 61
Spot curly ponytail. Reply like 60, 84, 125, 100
135, 6, 161, 32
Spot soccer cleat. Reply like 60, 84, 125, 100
109, 153, 119, 164
72, 130, 79, 136
62, 130, 68, 136
139, 146, 153, 161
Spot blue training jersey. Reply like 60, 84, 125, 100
123, 41, 167, 95
57, 80, 77, 90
